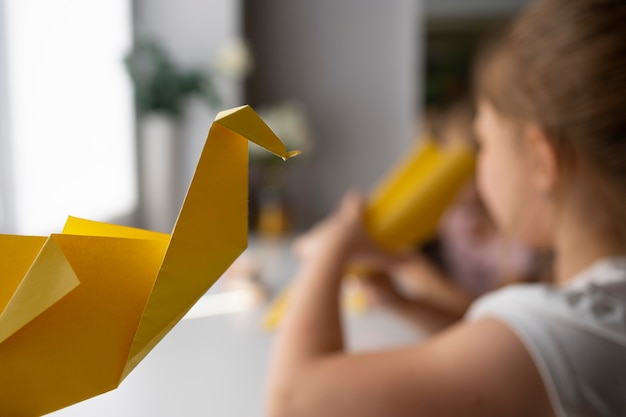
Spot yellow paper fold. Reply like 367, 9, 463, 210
0, 105, 297, 416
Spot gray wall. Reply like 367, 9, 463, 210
246, 0, 421, 229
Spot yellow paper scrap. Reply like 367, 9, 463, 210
262, 139, 475, 330
0, 105, 298, 417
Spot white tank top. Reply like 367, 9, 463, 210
467, 257, 626, 417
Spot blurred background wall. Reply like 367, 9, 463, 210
0, 0, 528, 236
244, 0, 420, 229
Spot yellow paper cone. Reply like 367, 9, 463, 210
364, 139, 475, 250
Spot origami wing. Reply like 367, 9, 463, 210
0, 105, 298, 417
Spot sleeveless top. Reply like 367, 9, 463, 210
467, 257, 626, 417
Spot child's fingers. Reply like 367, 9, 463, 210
360, 272, 404, 307
337, 189, 366, 223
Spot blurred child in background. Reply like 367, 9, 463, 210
267, 1, 626, 416
361, 100, 550, 333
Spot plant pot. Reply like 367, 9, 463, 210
138, 113, 178, 233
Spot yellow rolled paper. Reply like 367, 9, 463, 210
365, 139, 475, 250
0, 105, 298, 417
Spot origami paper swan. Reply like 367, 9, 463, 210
0, 105, 299, 417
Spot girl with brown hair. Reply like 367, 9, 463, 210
267, 1, 626, 416
360, 99, 547, 333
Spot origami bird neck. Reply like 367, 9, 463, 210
123, 104, 298, 377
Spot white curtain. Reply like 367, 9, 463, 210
0, 0, 12, 232
1, 0, 135, 235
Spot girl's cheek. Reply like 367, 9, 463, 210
476, 155, 494, 212
476, 152, 506, 230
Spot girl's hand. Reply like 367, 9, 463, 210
360, 271, 410, 310
292, 190, 370, 262
293, 190, 414, 273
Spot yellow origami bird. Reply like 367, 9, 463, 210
0, 105, 299, 417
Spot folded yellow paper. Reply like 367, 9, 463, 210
0, 105, 298, 417
262, 139, 475, 330
364, 139, 475, 250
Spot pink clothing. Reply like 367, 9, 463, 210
439, 202, 536, 297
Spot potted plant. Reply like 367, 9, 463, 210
124, 39, 221, 232
124, 39, 220, 117
249, 102, 313, 236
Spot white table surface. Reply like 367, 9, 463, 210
48, 236, 422, 417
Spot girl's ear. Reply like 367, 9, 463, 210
524, 125, 559, 196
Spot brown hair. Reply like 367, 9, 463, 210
476, 0, 626, 234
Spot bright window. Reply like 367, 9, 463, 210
4, 0, 135, 235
